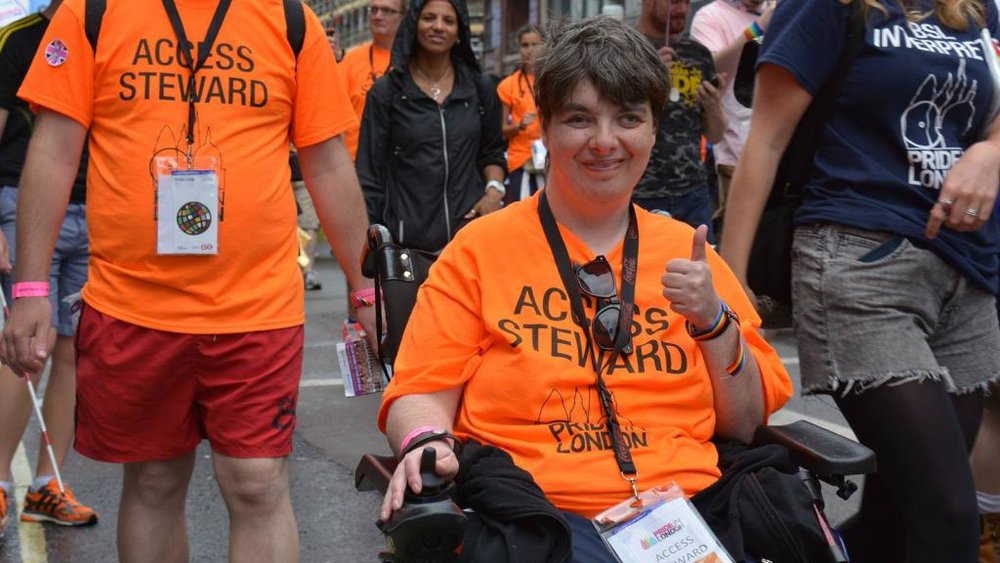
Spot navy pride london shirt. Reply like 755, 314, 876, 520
760, 0, 1000, 293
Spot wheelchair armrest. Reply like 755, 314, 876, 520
355, 452, 398, 495
754, 420, 876, 477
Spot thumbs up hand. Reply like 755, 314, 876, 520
662, 225, 722, 330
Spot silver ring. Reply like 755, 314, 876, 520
963, 208, 980, 217
937, 197, 955, 206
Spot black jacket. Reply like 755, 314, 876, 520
454, 441, 571, 563
356, 0, 506, 253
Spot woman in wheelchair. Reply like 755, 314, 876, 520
375, 17, 797, 562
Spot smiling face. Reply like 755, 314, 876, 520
542, 79, 656, 206
416, 1, 459, 57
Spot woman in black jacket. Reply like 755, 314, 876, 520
357, 0, 507, 253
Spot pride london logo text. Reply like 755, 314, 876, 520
640, 519, 685, 550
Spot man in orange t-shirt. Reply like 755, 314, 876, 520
2, 1, 375, 560
339, 0, 404, 160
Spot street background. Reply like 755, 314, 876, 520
0, 249, 861, 563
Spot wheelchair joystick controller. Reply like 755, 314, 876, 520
377, 448, 467, 563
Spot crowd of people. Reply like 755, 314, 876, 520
0, 0, 997, 561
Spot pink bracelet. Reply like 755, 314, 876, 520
349, 287, 377, 308
12, 282, 49, 299
399, 425, 439, 453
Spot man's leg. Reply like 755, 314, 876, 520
0, 184, 31, 525
118, 453, 196, 563
197, 326, 302, 562
0, 365, 37, 530
213, 454, 298, 563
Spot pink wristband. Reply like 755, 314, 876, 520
349, 287, 377, 308
12, 282, 49, 299
399, 425, 439, 453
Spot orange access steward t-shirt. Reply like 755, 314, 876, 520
378, 193, 792, 518
496, 69, 540, 171
18, 0, 357, 333
340, 40, 391, 160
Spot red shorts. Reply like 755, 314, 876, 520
74, 304, 303, 463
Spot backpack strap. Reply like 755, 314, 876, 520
282, 0, 305, 60
85, 0, 305, 60
775, 0, 865, 200
84, 0, 106, 52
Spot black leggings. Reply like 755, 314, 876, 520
834, 380, 984, 563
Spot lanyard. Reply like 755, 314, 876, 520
368, 44, 391, 84
538, 191, 642, 499
517, 69, 536, 108
161, 0, 232, 165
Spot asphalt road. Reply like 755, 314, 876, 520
0, 254, 863, 563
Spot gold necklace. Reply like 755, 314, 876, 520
413, 64, 453, 101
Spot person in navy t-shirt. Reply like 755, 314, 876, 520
721, 0, 1000, 560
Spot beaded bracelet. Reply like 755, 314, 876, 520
12, 281, 49, 299
744, 21, 764, 43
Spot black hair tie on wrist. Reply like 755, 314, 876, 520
400, 430, 460, 459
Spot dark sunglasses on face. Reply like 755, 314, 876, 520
368, 6, 403, 16
576, 256, 631, 353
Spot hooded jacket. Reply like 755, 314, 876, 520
356, 0, 506, 253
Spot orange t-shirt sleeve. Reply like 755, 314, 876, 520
706, 249, 794, 420
496, 74, 516, 108
17, 0, 94, 128
377, 233, 489, 432
291, 6, 357, 148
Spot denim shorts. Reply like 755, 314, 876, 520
0, 186, 89, 336
791, 224, 1000, 396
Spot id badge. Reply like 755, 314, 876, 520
155, 156, 220, 255
593, 483, 733, 563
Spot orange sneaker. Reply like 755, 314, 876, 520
19, 481, 97, 527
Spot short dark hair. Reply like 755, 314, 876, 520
534, 16, 670, 124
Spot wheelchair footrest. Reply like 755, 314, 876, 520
754, 420, 876, 477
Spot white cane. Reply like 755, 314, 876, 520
0, 288, 65, 494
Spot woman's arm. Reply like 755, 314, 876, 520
663, 225, 764, 442
719, 64, 812, 286
380, 387, 464, 521
355, 79, 392, 226
926, 116, 1000, 238
469, 76, 509, 217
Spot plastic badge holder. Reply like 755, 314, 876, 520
593, 482, 733, 563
